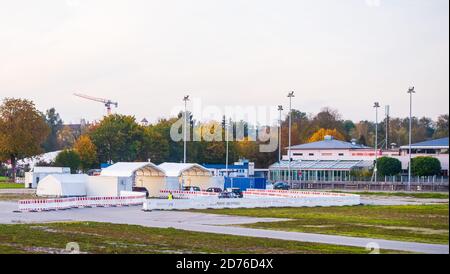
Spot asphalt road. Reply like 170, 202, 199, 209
0, 201, 448, 254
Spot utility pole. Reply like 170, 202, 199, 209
373, 102, 380, 183
278, 105, 283, 163
385, 105, 390, 150
225, 117, 231, 177
183, 95, 190, 163
407, 87, 415, 192
287, 91, 295, 187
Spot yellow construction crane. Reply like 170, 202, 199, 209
74, 93, 118, 116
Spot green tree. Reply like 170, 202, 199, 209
138, 126, 169, 164
0, 98, 50, 181
434, 114, 449, 139
42, 108, 63, 152
54, 150, 81, 174
90, 114, 145, 163
411, 157, 442, 177
376, 157, 402, 177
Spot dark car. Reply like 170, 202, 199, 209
273, 182, 290, 190
206, 187, 223, 193
183, 186, 201, 192
132, 187, 149, 198
227, 188, 243, 198
218, 192, 234, 199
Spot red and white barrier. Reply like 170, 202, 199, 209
18, 193, 146, 212
143, 189, 361, 210
159, 190, 218, 199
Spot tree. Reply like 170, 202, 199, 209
434, 114, 449, 139
376, 157, 402, 177
42, 108, 63, 152
138, 126, 169, 164
0, 98, 50, 181
308, 128, 345, 143
57, 125, 77, 149
54, 150, 81, 174
73, 135, 97, 172
411, 157, 442, 177
89, 114, 145, 163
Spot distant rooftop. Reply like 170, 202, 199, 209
289, 135, 370, 150
400, 137, 449, 149
270, 160, 373, 171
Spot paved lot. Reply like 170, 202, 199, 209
0, 201, 448, 254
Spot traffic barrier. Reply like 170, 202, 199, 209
17, 193, 146, 212
143, 191, 361, 211
159, 190, 219, 199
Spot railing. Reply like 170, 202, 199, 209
289, 181, 449, 192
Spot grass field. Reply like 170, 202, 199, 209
194, 205, 449, 244
0, 193, 37, 201
0, 222, 404, 254
0, 183, 24, 189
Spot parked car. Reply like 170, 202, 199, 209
218, 191, 234, 199
227, 188, 243, 198
206, 187, 223, 193
132, 187, 149, 198
183, 186, 201, 192
273, 182, 290, 190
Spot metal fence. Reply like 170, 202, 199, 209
290, 181, 449, 192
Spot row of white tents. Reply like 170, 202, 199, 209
34, 162, 222, 198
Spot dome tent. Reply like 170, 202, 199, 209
36, 174, 88, 197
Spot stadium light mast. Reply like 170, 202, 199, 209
385, 105, 390, 150
407, 87, 416, 191
225, 117, 231, 177
287, 91, 295, 187
373, 102, 380, 183
183, 95, 190, 164
278, 105, 283, 163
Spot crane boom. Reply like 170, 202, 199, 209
73, 93, 118, 115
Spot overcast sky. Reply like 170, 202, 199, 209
0, 0, 448, 124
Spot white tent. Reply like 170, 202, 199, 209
101, 162, 168, 197
36, 174, 88, 197
86, 176, 132, 197
158, 163, 213, 190
24, 166, 71, 189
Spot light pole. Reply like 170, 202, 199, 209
225, 117, 231, 177
407, 87, 415, 191
287, 91, 295, 187
373, 102, 380, 183
385, 105, 390, 150
278, 105, 283, 163
183, 95, 190, 163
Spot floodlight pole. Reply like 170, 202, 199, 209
407, 87, 415, 192
373, 102, 380, 184
287, 92, 295, 187
183, 95, 190, 164
225, 117, 230, 177
278, 105, 283, 163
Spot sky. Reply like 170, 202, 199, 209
0, 0, 448, 124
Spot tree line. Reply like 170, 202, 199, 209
0, 98, 448, 178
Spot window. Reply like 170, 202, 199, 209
321, 153, 332, 156
293, 153, 303, 156
309, 153, 314, 156
338, 153, 344, 156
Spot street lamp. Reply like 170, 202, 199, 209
287, 91, 295, 187
373, 102, 380, 183
277, 105, 283, 163
183, 95, 190, 163
225, 117, 231, 177
407, 87, 415, 191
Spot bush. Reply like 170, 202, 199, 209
411, 156, 442, 177
54, 150, 81, 174
376, 157, 402, 177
